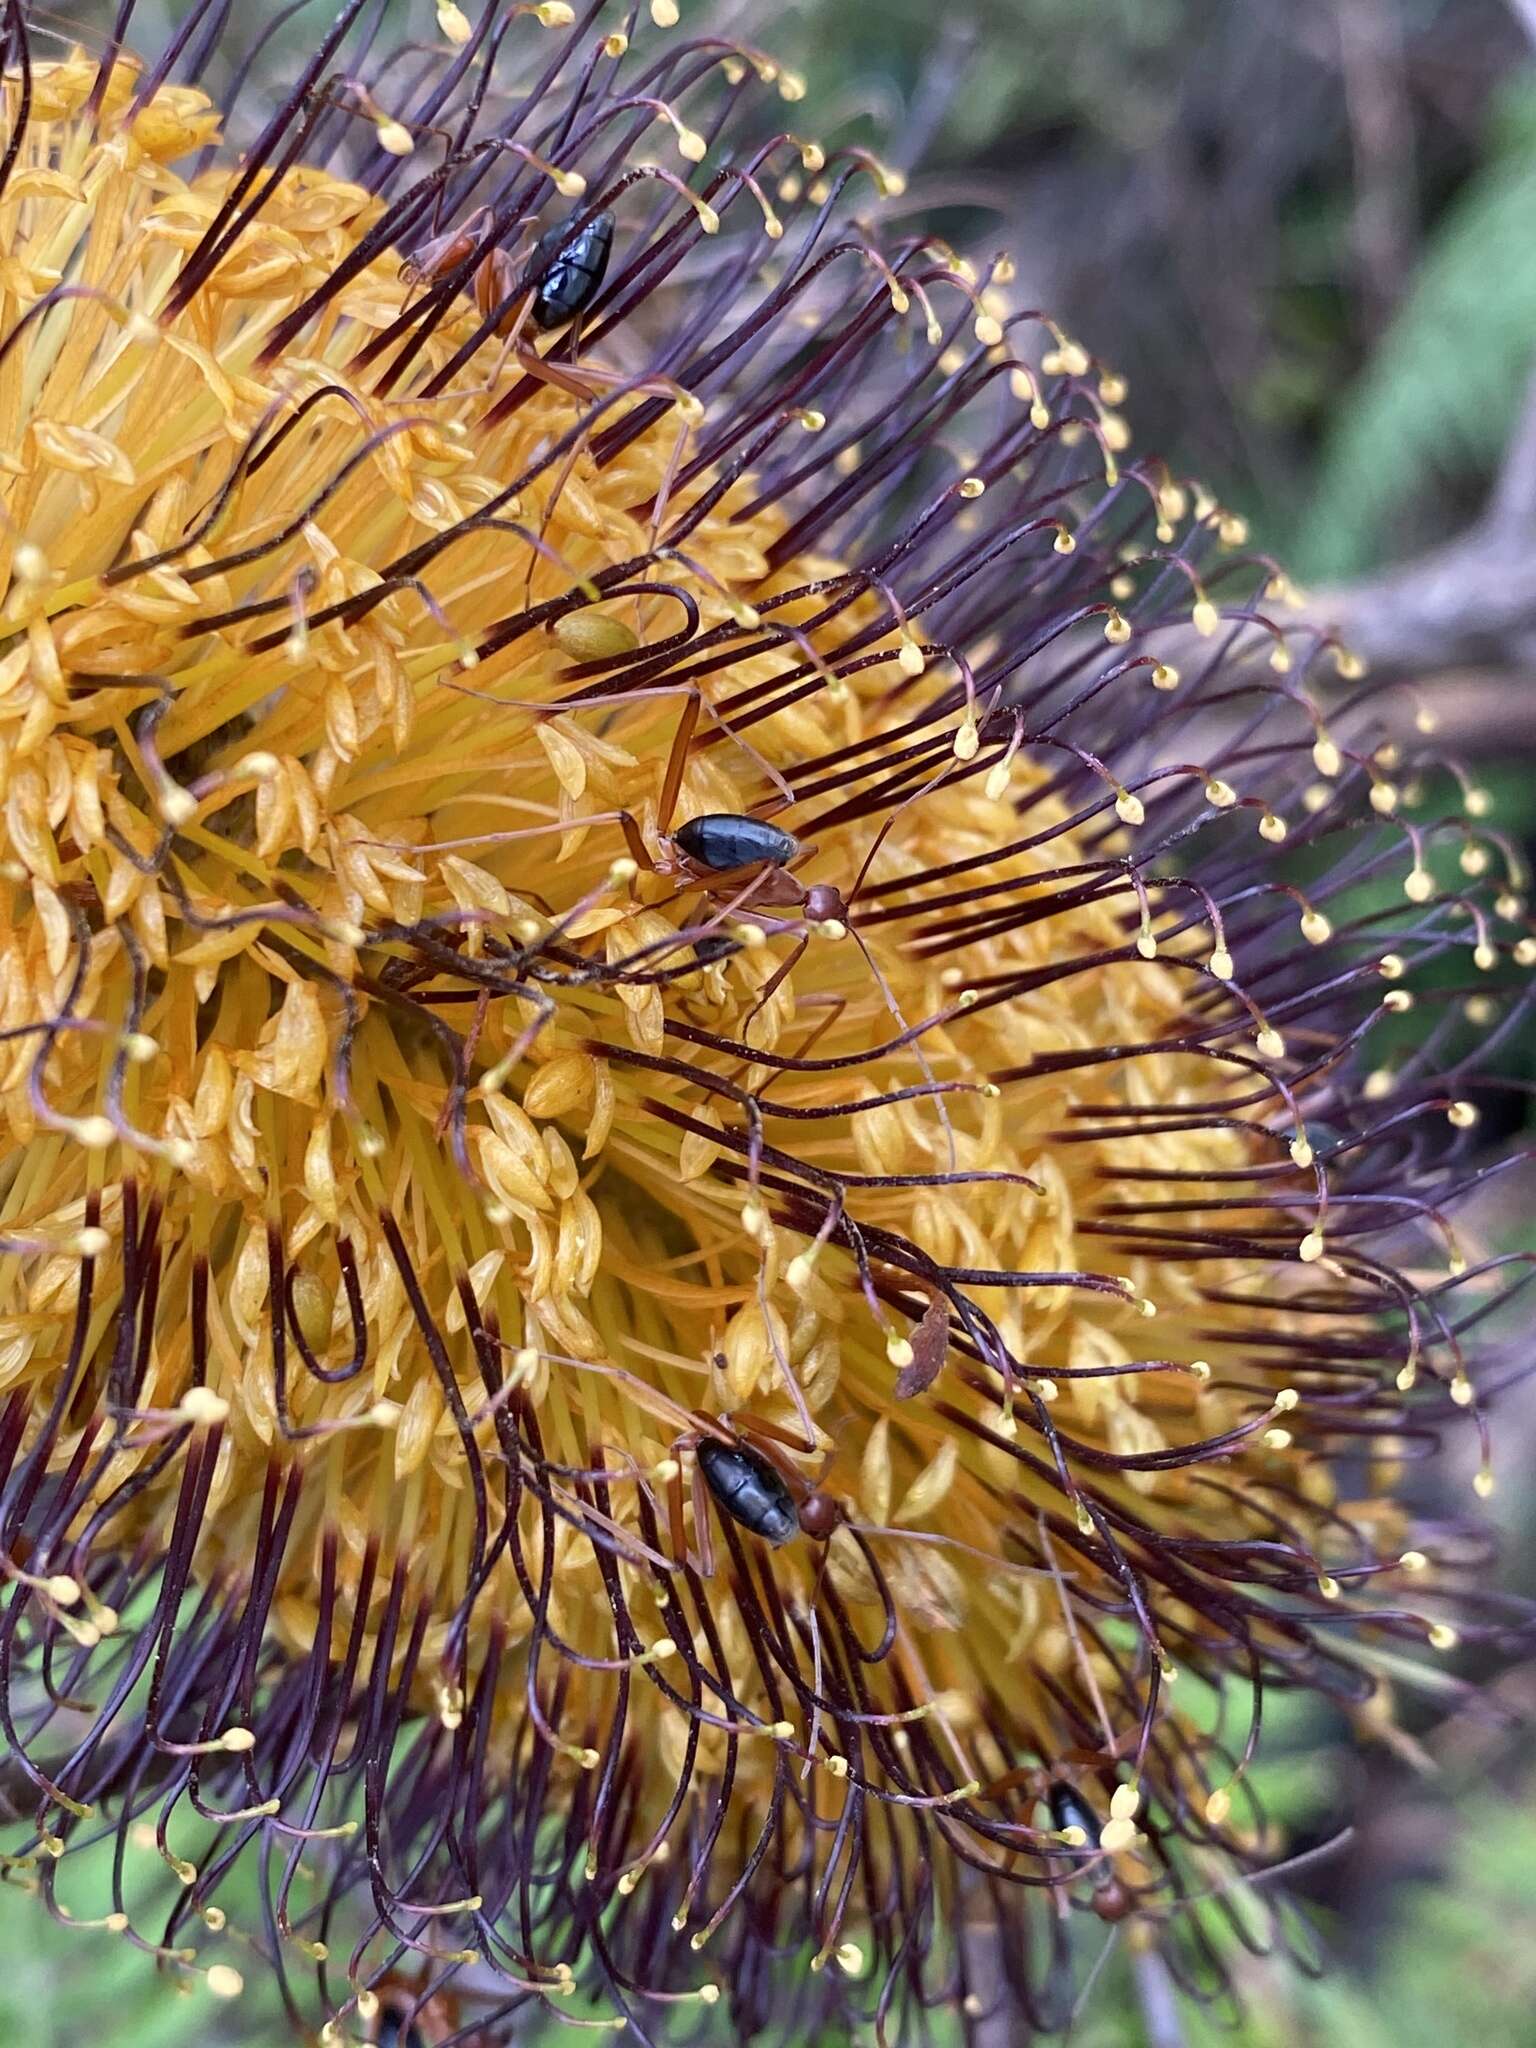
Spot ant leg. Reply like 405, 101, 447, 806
433, 988, 490, 1140
505, 343, 695, 413
667, 1452, 690, 1569
524, 417, 593, 612
615, 810, 659, 870
742, 928, 809, 1032
690, 1452, 717, 1580
645, 413, 693, 557
847, 920, 961, 1174
1066, 1922, 1122, 2035
733, 1415, 818, 1461
656, 685, 701, 839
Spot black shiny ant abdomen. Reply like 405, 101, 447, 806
522, 209, 614, 330
674, 813, 800, 874
697, 1436, 800, 1545
1047, 1781, 1101, 1844
1045, 1780, 1135, 1923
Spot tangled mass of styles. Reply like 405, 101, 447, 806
0, 0, 1529, 2040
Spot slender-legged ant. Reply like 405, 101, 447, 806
668, 1413, 845, 1575
401, 204, 613, 337
397, 204, 629, 411
614, 691, 851, 1027
1045, 1780, 1135, 1923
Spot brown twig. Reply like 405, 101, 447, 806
1312, 367, 1536, 675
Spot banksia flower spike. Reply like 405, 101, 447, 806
0, 2, 1529, 2041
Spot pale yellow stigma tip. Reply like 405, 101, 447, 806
205, 1965, 244, 1999
179, 1388, 230, 1427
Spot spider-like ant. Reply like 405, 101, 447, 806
403, 205, 612, 332
400, 204, 632, 408
613, 691, 852, 1020
1045, 1780, 1136, 1924
667, 1413, 845, 1575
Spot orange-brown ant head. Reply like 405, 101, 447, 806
802, 879, 846, 926
796, 1486, 846, 1540
1090, 1876, 1136, 1923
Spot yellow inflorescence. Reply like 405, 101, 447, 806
0, 66, 1335, 1826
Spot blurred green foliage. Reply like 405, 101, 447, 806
1301, 77, 1536, 579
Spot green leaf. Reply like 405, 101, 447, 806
1296, 84, 1536, 580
